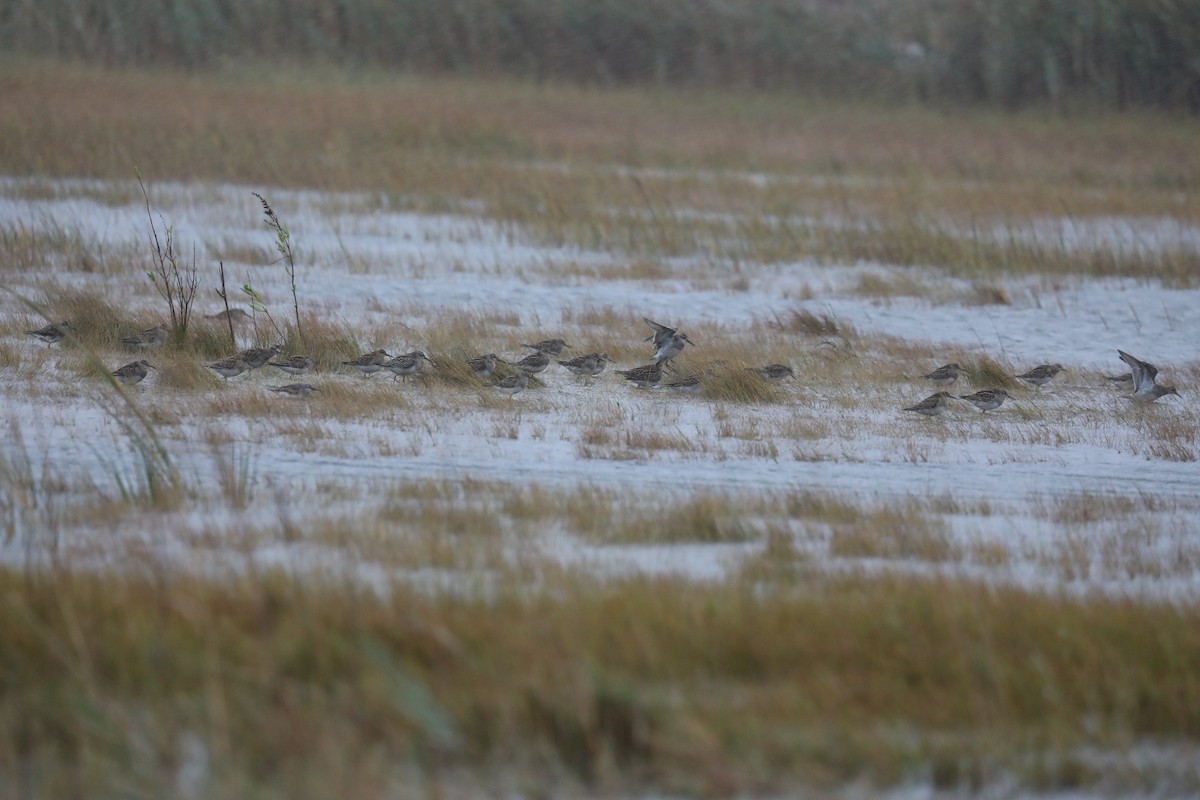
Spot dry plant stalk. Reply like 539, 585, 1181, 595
253, 192, 302, 347
136, 169, 199, 339
215, 261, 236, 348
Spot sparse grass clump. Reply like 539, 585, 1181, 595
965, 355, 1022, 391
156, 352, 222, 390
0, 217, 139, 277
829, 509, 959, 563
702, 365, 788, 404
283, 315, 360, 372
425, 350, 491, 389
39, 287, 130, 350
770, 308, 849, 339
604, 492, 760, 544
0, 341, 20, 368
186, 319, 244, 360
854, 271, 926, 298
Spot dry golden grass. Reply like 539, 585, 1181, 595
3, 62, 1199, 283
0, 217, 140, 277
769, 308, 853, 339
829, 510, 960, 563
156, 352, 223, 390
963, 355, 1023, 391
2, 61, 1193, 192
282, 314, 361, 372
3, 563, 1199, 795
702, 365, 789, 404
595, 493, 761, 545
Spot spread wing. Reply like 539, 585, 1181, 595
1118, 350, 1157, 393
643, 317, 676, 345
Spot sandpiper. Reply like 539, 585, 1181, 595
205, 308, 252, 326
617, 362, 664, 389
1118, 350, 1180, 403
208, 355, 251, 380
923, 363, 961, 386
521, 338, 571, 356
653, 332, 695, 368
270, 383, 319, 398
111, 360, 155, 386
342, 349, 392, 377
558, 352, 612, 377
467, 353, 504, 378
663, 374, 704, 395
959, 388, 1011, 413
383, 350, 433, 383
1014, 364, 1066, 391
747, 364, 795, 382
25, 321, 73, 347
120, 324, 168, 349
239, 344, 284, 370
512, 351, 551, 375
269, 355, 315, 376
490, 371, 529, 397
903, 391, 953, 417
643, 318, 678, 351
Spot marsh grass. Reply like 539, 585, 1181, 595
423, 350, 492, 389
3, 564, 1199, 795
377, 499, 503, 540
964, 355, 1023, 391
38, 287, 129, 351
0, 217, 138, 276
12, 292, 187, 511
147, 352, 218, 391
277, 379, 416, 421
5, 64, 1199, 285
210, 440, 255, 510
202, 389, 282, 420
282, 315, 360, 372
770, 308, 853, 340
1042, 492, 1164, 527
605, 493, 760, 545
185, 319, 243, 360
854, 271, 927, 299
829, 510, 960, 563
702, 365, 788, 404
4, 60, 1200, 796
1132, 413, 1200, 462
0, 423, 70, 551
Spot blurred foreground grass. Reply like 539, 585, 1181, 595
3, 565, 1199, 796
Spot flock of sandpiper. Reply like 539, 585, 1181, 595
902, 349, 1179, 418
24, 315, 1181, 412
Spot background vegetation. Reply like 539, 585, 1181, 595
3, 0, 1200, 112
2, 0, 1200, 788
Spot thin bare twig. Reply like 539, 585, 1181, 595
136, 168, 199, 342
216, 261, 236, 348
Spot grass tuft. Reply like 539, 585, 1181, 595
702, 365, 788, 404
965, 355, 1022, 390
770, 308, 853, 341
